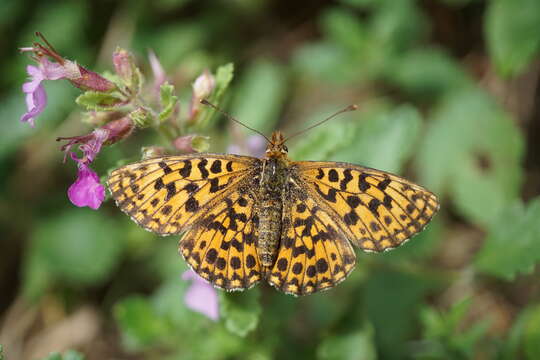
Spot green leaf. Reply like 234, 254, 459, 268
230, 60, 288, 136
321, 8, 367, 54
523, 304, 540, 360
289, 105, 358, 162
475, 197, 540, 280
220, 289, 262, 337
317, 325, 377, 360
332, 103, 422, 173
114, 296, 170, 350
364, 269, 434, 359
417, 87, 524, 226
485, 0, 540, 77
75, 91, 124, 111
387, 48, 472, 98
495, 304, 540, 360
498, 305, 531, 360
417, 298, 490, 359
23, 209, 123, 298
370, 0, 427, 53
213, 63, 234, 101
158, 82, 179, 123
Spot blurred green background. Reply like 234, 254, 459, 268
1, 0, 540, 359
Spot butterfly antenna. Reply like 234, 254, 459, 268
284, 104, 358, 142
200, 99, 271, 143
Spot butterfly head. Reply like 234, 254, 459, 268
265, 131, 288, 159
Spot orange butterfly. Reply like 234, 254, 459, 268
108, 103, 439, 295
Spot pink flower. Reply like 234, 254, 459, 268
20, 33, 115, 126
20, 58, 69, 127
182, 270, 219, 321
67, 157, 106, 210
57, 117, 134, 210
57, 117, 133, 162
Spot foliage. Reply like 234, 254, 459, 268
1, 0, 539, 359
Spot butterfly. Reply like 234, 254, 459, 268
107, 104, 439, 296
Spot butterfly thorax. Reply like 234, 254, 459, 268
257, 131, 290, 267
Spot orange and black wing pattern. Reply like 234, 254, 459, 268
268, 180, 356, 295
107, 154, 259, 235
107, 154, 265, 291
295, 161, 439, 252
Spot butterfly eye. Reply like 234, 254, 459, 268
282, 145, 288, 152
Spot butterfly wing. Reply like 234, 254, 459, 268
294, 161, 439, 252
180, 185, 264, 291
108, 154, 264, 291
107, 154, 260, 235
267, 179, 356, 296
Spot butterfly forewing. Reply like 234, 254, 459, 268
295, 161, 439, 252
107, 154, 259, 235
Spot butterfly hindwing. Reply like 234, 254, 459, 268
179, 186, 263, 291
295, 161, 439, 252
107, 154, 259, 235
268, 181, 356, 295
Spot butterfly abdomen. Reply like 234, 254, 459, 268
257, 158, 289, 267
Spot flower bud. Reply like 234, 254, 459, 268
102, 117, 134, 145
192, 70, 215, 100
129, 106, 154, 128
141, 146, 167, 159
65, 60, 116, 92
113, 47, 134, 81
189, 70, 216, 123
173, 134, 210, 153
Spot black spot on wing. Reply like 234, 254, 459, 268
165, 182, 176, 201
358, 173, 370, 192
154, 177, 164, 190
159, 161, 173, 174
210, 160, 222, 174
328, 169, 339, 182
340, 169, 353, 191
198, 159, 209, 179
179, 161, 192, 177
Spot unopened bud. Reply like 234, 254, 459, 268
129, 106, 154, 128
66, 60, 116, 92
102, 117, 134, 145
113, 47, 143, 93
141, 146, 167, 159
192, 70, 216, 99
189, 70, 216, 123
113, 47, 134, 81
173, 134, 210, 153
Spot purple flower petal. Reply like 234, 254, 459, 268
20, 58, 68, 127
79, 128, 109, 163
182, 270, 219, 321
20, 83, 47, 127
67, 160, 105, 210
